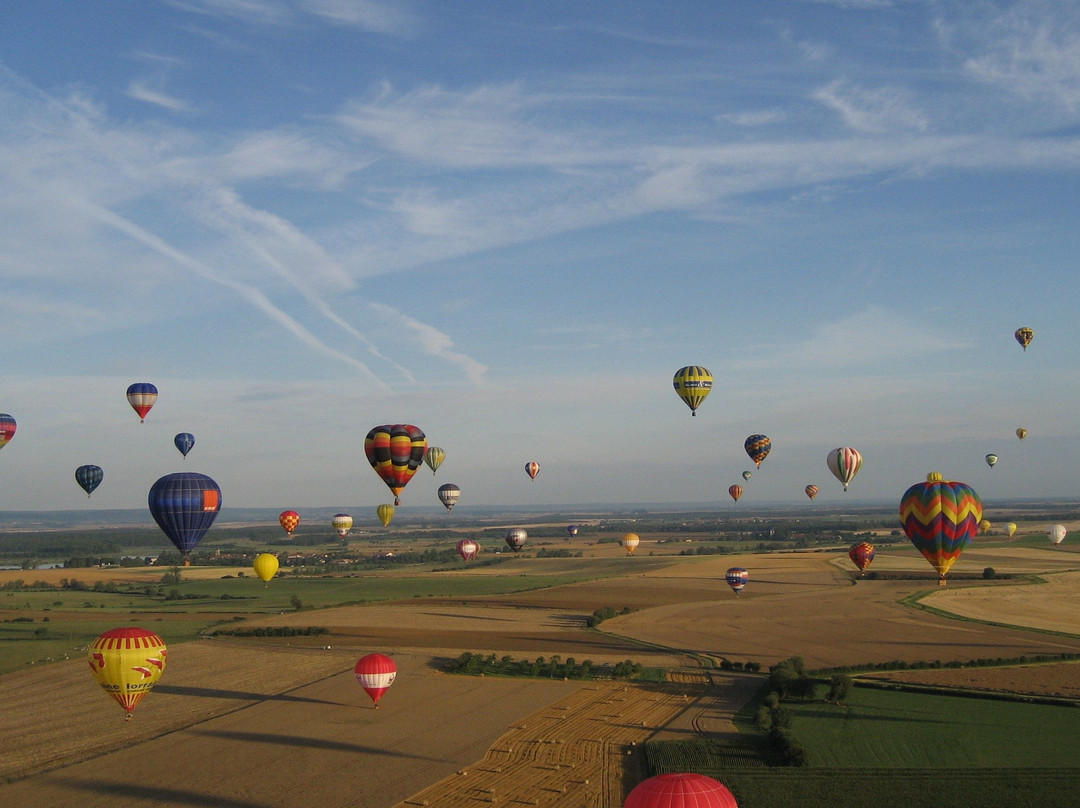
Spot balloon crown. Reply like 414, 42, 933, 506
927, 471, 943, 482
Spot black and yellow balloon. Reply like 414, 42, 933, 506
672, 366, 713, 416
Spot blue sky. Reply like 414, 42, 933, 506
0, 0, 1078, 514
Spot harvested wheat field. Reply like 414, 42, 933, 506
5, 548, 1080, 807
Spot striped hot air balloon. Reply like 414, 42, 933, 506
354, 653, 397, 707
804, 484, 819, 500
725, 567, 749, 595
365, 424, 427, 505
728, 484, 743, 502
126, 383, 157, 422
672, 366, 713, 416
0, 414, 16, 450
87, 627, 167, 720
827, 447, 862, 491
900, 472, 982, 584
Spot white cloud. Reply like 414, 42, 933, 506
721, 109, 788, 127
300, 0, 417, 34
813, 79, 929, 134
127, 80, 191, 112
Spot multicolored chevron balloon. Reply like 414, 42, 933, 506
899, 472, 982, 582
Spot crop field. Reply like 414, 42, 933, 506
4, 526, 1080, 807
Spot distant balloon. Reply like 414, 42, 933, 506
505, 528, 528, 552
376, 504, 395, 527
253, 553, 279, 583
354, 653, 397, 707
332, 513, 354, 538
147, 473, 221, 562
424, 446, 445, 475
725, 567, 749, 595
438, 483, 461, 512
1016, 427, 1028, 440
456, 538, 480, 561
87, 627, 167, 720
984, 453, 997, 469
742, 470, 752, 481
1049, 524, 1067, 545
827, 447, 863, 491
365, 424, 427, 505
728, 484, 743, 502
525, 461, 540, 480
848, 541, 875, 574
126, 383, 158, 422
744, 435, 771, 468
804, 485, 819, 500
1014, 327, 1034, 351
567, 524, 579, 538
623, 772, 738, 808
75, 465, 104, 498
0, 414, 16, 450
979, 519, 992, 534
174, 433, 195, 458
672, 366, 713, 416
900, 472, 982, 582
279, 510, 300, 536
621, 533, 640, 555
1005, 522, 1018, 538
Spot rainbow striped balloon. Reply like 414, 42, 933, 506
899, 472, 982, 581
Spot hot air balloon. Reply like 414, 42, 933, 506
1005, 522, 1017, 538
979, 519, 992, 534
1015, 327, 1034, 351
744, 435, 771, 468
1016, 427, 1027, 440
438, 483, 461, 512
332, 513, 354, 538
456, 538, 480, 561
742, 470, 752, 481
900, 472, 982, 584
354, 652, 397, 707
827, 447, 862, 491
0, 414, 16, 450
525, 461, 540, 480
126, 383, 157, 422
985, 453, 998, 469
1049, 524, 1067, 545
365, 424, 427, 505
505, 528, 528, 552
623, 772, 738, 808
672, 366, 713, 416
621, 533, 640, 555
147, 473, 221, 564
725, 567, 749, 595
567, 524, 579, 538
174, 432, 195, 458
804, 484, 819, 500
728, 484, 743, 502
848, 541, 875, 574
75, 465, 104, 498
253, 553, 279, 583
87, 627, 167, 720
424, 446, 445, 475
279, 510, 300, 536
376, 504, 395, 527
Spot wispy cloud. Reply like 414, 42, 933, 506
366, 302, 488, 385
813, 79, 929, 134
127, 80, 191, 112
169, 0, 416, 33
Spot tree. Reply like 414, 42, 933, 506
289, 594, 303, 611
160, 566, 183, 585
825, 674, 852, 704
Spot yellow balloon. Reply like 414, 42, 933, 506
377, 503, 395, 527
672, 366, 713, 416
621, 532, 640, 555
253, 553, 279, 583
1006, 522, 1017, 538
88, 627, 167, 720
978, 519, 991, 534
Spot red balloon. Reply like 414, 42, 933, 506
279, 510, 300, 536
624, 773, 738, 808
354, 653, 397, 706
728, 484, 742, 502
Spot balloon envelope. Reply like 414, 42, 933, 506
0, 413, 16, 450
1005, 522, 1018, 538
253, 553, 279, 582
365, 424, 427, 505
624, 773, 738, 808
505, 528, 528, 552
457, 538, 480, 561
1015, 327, 1034, 351
742, 470, 752, 481
848, 541, 875, 573
87, 627, 167, 719
621, 533, 640, 555
332, 513, 354, 537
376, 504, 395, 527
75, 465, 104, 497
279, 510, 300, 536
148, 473, 221, 558
126, 383, 157, 422
827, 447, 863, 491
525, 461, 540, 480
725, 567, 749, 594
1016, 427, 1027, 440
174, 433, 195, 458
672, 366, 713, 416
567, 525, 578, 537
900, 472, 982, 580
728, 484, 742, 502
985, 453, 997, 468
804, 484, 819, 500
744, 434, 771, 468
424, 446, 445, 474
1049, 524, 1067, 545
354, 652, 397, 706
438, 483, 461, 512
